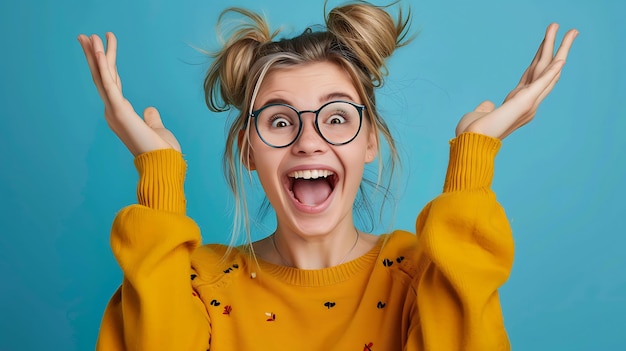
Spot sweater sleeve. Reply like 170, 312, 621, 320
407, 133, 514, 351
96, 149, 210, 351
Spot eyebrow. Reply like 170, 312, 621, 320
260, 92, 359, 107
321, 92, 358, 103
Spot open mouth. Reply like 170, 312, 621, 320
287, 169, 337, 207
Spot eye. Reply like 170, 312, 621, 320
323, 109, 350, 125
327, 114, 347, 124
270, 116, 293, 128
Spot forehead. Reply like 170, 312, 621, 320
254, 61, 361, 108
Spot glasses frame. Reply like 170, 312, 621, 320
248, 100, 366, 148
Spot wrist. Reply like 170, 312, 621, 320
134, 149, 187, 214
443, 132, 501, 192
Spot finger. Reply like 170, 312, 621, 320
104, 32, 120, 86
505, 59, 564, 118
518, 23, 557, 87
77, 34, 97, 72
90, 35, 119, 107
78, 34, 98, 80
525, 59, 565, 101
78, 34, 109, 102
532, 23, 559, 80
474, 100, 495, 113
105, 32, 117, 69
542, 23, 559, 57
143, 107, 165, 129
517, 33, 546, 86
513, 25, 575, 100
94, 40, 124, 107
554, 28, 578, 62
516, 57, 565, 110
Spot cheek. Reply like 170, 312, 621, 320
251, 155, 280, 201
349, 124, 377, 164
249, 146, 281, 184
342, 147, 367, 184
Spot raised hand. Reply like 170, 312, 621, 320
456, 23, 578, 139
78, 32, 181, 156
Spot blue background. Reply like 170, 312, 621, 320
1, 0, 624, 350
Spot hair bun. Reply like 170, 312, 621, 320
326, 2, 412, 86
205, 8, 279, 112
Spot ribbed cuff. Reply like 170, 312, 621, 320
134, 149, 187, 214
443, 132, 501, 192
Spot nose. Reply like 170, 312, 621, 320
291, 113, 328, 155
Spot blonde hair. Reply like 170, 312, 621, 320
204, 1, 413, 247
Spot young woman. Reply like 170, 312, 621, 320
78, 2, 577, 350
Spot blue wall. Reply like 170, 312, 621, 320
1, 0, 624, 349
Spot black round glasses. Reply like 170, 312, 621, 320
248, 100, 365, 148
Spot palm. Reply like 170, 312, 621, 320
78, 32, 181, 156
456, 24, 578, 140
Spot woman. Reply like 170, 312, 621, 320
78, 2, 577, 350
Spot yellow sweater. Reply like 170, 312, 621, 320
97, 132, 513, 350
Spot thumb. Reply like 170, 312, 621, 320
474, 100, 495, 113
143, 106, 165, 129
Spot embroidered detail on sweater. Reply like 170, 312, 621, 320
223, 263, 239, 274
383, 256, 405, 267
324, 301, 336, 309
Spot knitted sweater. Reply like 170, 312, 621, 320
96, 132, 513, 350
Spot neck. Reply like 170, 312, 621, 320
272, 224, 360, 269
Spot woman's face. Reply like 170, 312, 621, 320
246, 61, 378, 238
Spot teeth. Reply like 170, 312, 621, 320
289, 169, 334, 180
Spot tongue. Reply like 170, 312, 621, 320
292, 178, 332, 206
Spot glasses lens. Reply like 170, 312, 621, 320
317, 101, 362, 145
255, 104, 300, 147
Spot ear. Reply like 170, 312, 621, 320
364, 127, 378, 163
238, 130, 256, 170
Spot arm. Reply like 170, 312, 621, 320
97, 149, 210, 350
410, 132, 512, 350
78, 33, 210, 349
407, 24, 578, 350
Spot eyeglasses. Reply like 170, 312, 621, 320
248, 100, 365, 148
